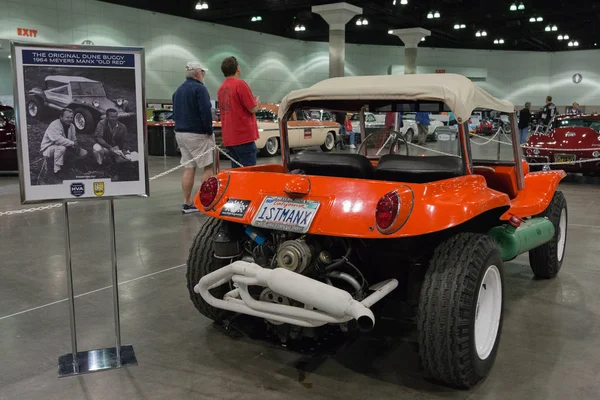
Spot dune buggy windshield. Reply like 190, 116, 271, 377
70, 82, 106, 97
286, 100, 464, 160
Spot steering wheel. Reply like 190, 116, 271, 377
357, 129, 410, 157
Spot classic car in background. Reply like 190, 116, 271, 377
401, 112, 444, 143
213, 104, 339, 156
27, 76, 135, 134
523, 114, 600, 173
0, 105, 17, 171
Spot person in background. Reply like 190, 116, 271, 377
448, 111, 457, 126
569, 102, 583, 115
40, 108, 87, 180
541, 96, 556, 127
518, 102, 532, 144
93, 108, 129, 165
172, 61, 214, 214
415, 111, 430, 145
217, 56, 260, 168
344, 114, 356, 149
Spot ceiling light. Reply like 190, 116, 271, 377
421, 37, 425, 41
529, 17, 536, 22
454, 24, 460, 30
499, 39, 505, 44
510, 3, 517, 11
481, 30, 487, 37
557, 35, 563, 40
195, 1, 202, 10
393, 0, 396, 4
434, 11, 440, 18
427, 12, 433, 19
545, 25, 551, 32
536, 16, 543, 22
460, 24, 466, 29
552, 25, 557, 31
8, 55, 11, 59
574, 41, 579, 46
363, 18, 369, 25
568, 41, 573, 47
195, 1, 208, 10
564, 34, 569, 40
388, 30, 393, 34
494, 39, 499, 44
295, 24, 306, 32
476, 31, 482, 37
401, 0, 408, 4
518, 2, 525, 10
356, 19, 362, 26
595, 43, 598, 46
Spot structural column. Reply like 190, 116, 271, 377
312, 3, 362, 78
390, 28, 431, 74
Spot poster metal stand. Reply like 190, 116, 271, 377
57, 200, 137, 377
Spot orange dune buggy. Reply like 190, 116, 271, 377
186, 74, 567, 388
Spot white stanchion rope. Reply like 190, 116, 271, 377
0, 145, 243, 217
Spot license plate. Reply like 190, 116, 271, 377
252, 196, 320, 233
555, 154, 575, 163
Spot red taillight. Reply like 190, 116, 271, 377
376, 191, 400, 230
200, 177, 219, 208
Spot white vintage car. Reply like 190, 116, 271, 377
401, 112, 445, 143
214, 106, 339, 157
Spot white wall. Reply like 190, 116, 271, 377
0, 59, 13, 105
0, 0, 598, 108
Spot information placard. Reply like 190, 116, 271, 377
11, 42, 149, 203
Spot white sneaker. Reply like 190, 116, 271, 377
350, 144, 356, 149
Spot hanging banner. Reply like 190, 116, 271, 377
11, 42, 149, 203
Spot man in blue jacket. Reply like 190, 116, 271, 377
415, 111, 430, 145
173, 61, 214, 213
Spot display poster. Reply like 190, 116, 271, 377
11, 42, 148, 203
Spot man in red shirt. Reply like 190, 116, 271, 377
217, 56, 260, 168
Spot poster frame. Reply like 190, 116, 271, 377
11, 41, 150, 204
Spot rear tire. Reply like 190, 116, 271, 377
260, 137, 279, 157
321, 131, 335, 152
528, 191, 567, 279
73, 108, 94, 134
186, 217, 235, 323
27, 97, 44, 119
418, 233, 504, 388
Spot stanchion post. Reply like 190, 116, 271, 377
213, 146, 220, 174
108, 199, 122, 365
63, 202, 79, 373
162, 125, 167, 157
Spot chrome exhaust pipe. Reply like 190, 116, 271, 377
194, 260, 398, 330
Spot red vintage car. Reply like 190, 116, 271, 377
523, 114, 600, 173
0, 105, 17, 172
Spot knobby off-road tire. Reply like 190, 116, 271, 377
186, 217, 235, 323
418, 233, 504, 388
529, 191, 567, 279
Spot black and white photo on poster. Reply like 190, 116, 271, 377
12, 44, 148, 203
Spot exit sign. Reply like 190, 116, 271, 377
17, 28, 38, 38
435, 69, 446, 73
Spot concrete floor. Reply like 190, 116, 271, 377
1, 144, 600, 400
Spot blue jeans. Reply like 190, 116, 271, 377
348, 130, 355, 145
227, 142, 257, 168
520, 127, 529, 144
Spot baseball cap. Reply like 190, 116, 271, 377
186, 61, 208, 72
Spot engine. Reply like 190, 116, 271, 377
211, 223, 370, 342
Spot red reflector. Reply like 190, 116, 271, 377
200, 177, 219, 208
376, 191, 400, 230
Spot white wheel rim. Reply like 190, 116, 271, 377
557, 208, 567, 262
266, 138, 277, 155
474, 265, 502, 360
325, 132, 334, 149
75, 113, 86, 130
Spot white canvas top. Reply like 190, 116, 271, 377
45, 76, 96, 83
278, 73, 515, 123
